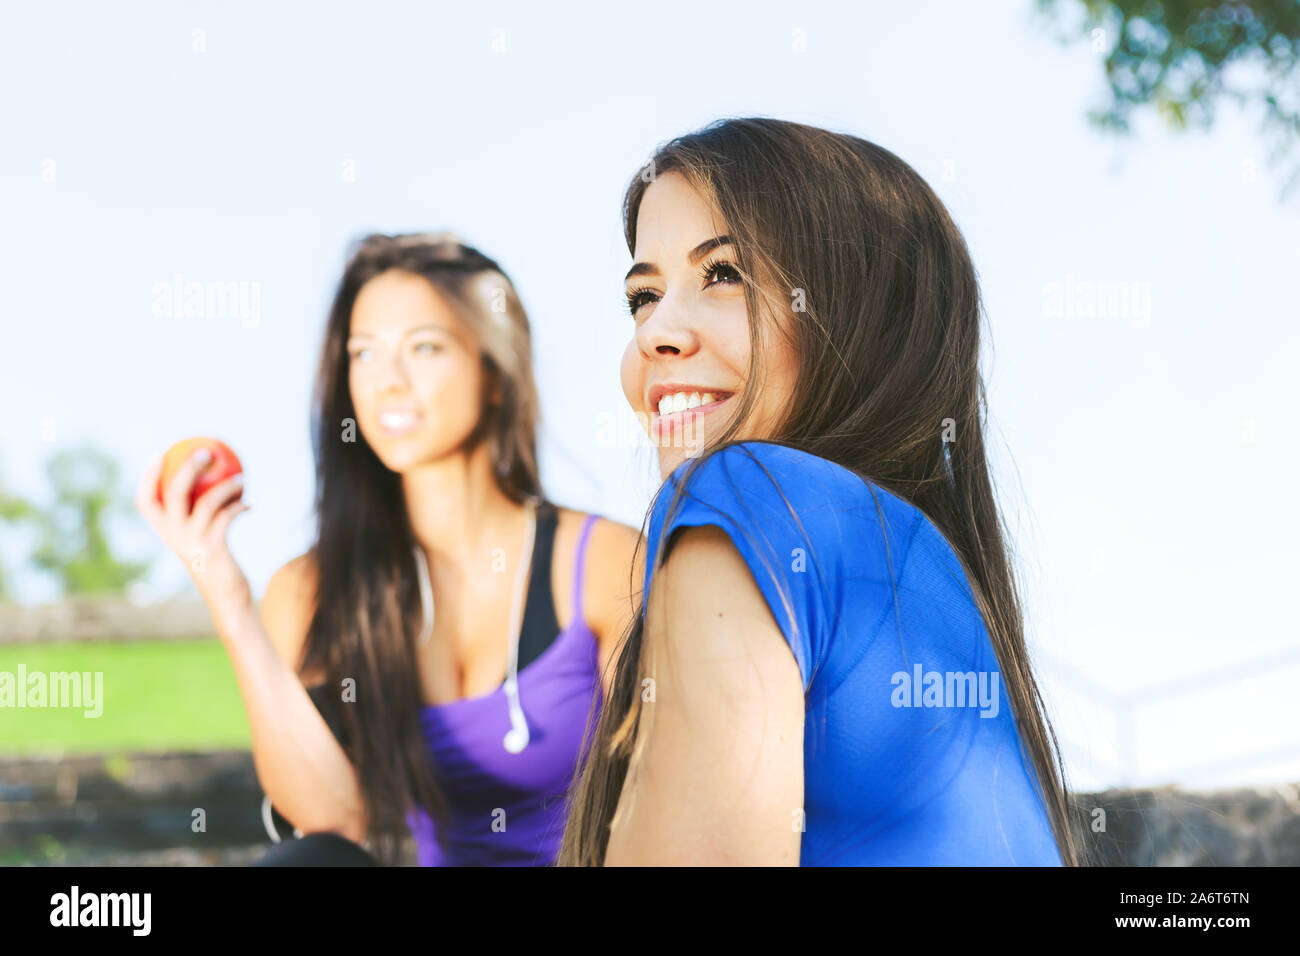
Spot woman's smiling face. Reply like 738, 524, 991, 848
620, 171, 798, 481
347, 269, 488, 473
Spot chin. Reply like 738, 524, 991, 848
655, 444, 707, 482
367, 435, 434, 474
656, 450, 681, 482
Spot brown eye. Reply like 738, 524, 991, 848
626, 287, 659, 317
701, 259, 742, 288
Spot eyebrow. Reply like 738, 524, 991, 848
624, 235, 732, 282
347, 324, 450, 342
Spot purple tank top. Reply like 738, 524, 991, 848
405, 513, 603, 865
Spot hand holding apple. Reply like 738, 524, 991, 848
136, 437, 252, 616
155, 437, 243, 512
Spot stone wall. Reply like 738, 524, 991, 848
1073, 785, 1300, 866
0, 597, 216, 644
0, 751, 275, 865
1, 750, 1296, 866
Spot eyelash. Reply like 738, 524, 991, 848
625, 256, 743, 317
349, 342, 442, 361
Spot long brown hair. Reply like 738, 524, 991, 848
560, 118, 1084, 866
301, 232, 542, 864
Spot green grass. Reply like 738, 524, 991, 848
0, 639, 251, 754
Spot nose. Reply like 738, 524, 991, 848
634, 294, 698, 358
368, 346, 412, 391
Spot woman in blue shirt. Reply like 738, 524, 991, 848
560, 118, 1079, 866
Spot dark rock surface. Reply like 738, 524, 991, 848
2, 750, 1296, 866
0, 750, 410, 866
1072, 785, 1300, 866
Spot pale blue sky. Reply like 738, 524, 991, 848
2, 0, 1297, 791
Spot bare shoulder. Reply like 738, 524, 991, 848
649, 523, 800, 684
260, 550, 320, 681
555, 507, 644, 640
652, 524, 762, 615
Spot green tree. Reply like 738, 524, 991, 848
29, 443, 150, 597
1038, 0, 1300, 197
0, 477, 37, 602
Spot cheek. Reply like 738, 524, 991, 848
424, 355, 484, 422
348, 373, 375, 422
753, 326, 799, 420
620, 340, 643, 407
712, 302, 755, 379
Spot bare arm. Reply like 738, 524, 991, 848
603, 524, 804, 865
234, 556, 368, 842
135, 450, 366, 842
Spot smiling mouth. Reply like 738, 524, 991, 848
377, 411, 422, 435
649, 392, 734, 442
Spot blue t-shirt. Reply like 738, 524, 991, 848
642, 441, 1063, 866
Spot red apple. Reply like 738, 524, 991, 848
156, 437, 243, 512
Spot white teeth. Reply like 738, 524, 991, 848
656, 391, 722, 415
380, 412, 417, 429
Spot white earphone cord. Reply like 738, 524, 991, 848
413, 497, 537, 754
502, 498, 537, 753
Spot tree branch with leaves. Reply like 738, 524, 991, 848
1038, 0, 1300, 197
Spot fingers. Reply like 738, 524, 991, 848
209, 497, 251, 542
162, 447, 212, 523
191, 471, 245, 531
137, 447, 249, 584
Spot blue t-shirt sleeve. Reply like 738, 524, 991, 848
642, 443, 837, 691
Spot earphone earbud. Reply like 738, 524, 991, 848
503, 725, 529, 754
503, 676, 530, 754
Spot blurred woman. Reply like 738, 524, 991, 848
560, 118, 1081, 866
138, 232, 640, 865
